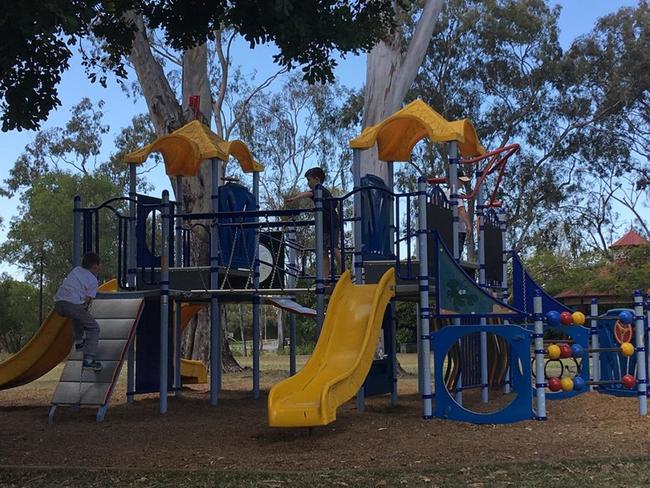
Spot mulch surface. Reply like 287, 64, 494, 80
0, 368, 647, 472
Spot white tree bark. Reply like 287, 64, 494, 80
360, 0, 444, 179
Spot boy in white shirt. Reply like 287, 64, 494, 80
54, 253, 102, 372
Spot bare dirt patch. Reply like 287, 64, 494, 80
0, 357, 647, 473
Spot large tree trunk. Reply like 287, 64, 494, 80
128, 14, 241, 372
360, 0, 444, 179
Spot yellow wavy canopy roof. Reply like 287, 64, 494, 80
349, 99, 485, 160
124, 120, 264, 176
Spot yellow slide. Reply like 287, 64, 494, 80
0, 280, 117, 390
268, 268, 395, 427
0, 280, 208, 390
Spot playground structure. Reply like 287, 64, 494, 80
1, 99, 649, 426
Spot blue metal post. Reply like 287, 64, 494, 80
590, 298, 599, 391
127, 164, 137, 403
646, 293, 650, 400
288, 226, 298, 376
210, 158, 222, 406
634, 291, 647, 416
476, 168, 488, 404
174, 175, 183, 396
352, 149, 365, 410
498, 208, 510, 394
417, 177, 433, 419
449, 142, 463, 404
252, 171, 261, 399
73, 196, 82, 267
314, 184, 325, 333
159, 190, 170, 414
533, 291, 547, 420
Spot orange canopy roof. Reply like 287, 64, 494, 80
349, 100, 485, 161
610, 229, 650, 248
124, 120, 264, 176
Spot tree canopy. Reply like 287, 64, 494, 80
0, 0, 395, 132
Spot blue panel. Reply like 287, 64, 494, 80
360, 175, 395, 261
136, 194, 175, 269
511, 252, 571, 315
218, 183, 256, 269
135, 299, 173, 394
363, 303, 395, 397
432, 325, 534, 424
597, 308, 637, 397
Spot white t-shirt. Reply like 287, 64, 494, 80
54, 266, 99, 305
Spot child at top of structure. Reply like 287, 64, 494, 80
54, 252, 103, 372
284, 167, 342, 279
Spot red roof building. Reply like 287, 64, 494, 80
610, 229, 650, 248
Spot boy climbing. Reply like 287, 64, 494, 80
54, 252, 103, 372
284, 167, 342, 280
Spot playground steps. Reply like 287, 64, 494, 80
49, 297, 144, 423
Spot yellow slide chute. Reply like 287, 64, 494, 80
0, 280, 208, 391
268, 269, 395, 427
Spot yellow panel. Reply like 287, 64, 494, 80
349, 99, 485, 160
124, 120, 264, 175
180, 359, 207, 384
267, 268, 395, 427
0, 279, 117, 390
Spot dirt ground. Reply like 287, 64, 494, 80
0, 356, 648, 473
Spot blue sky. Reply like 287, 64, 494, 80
0, 0, 642, 278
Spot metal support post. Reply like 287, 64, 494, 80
533, 291, 547, 420
417, 178, 433, 418
252, 171, 261, 399
288, 226, 298, 376
210, 158, 222, 406
174, 175, 183, 396
159, 190, 170, 414
73, 196, 82, 267
634, 291, 647, 415
590, 298, 599, 391
314, 184, 325, 333
127, 164, 137, 403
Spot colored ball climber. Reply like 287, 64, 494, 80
560, 311, 573, 326
619, 310, 634, 325
548, 377, 562, 392
570, 343, 584, 358
547, 344, 561, 360
559, 344, 572, 359
620, 342, 635, 357
572, 311, 586, 326
546, 310, 561, 327
560, 377, 574, 391
573, 376, 586, 391
622, 374, 636, 389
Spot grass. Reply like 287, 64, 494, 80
2, 457, 649, 487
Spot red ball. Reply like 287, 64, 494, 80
548, 377, 562, 392
622, 374, 636, 389
559, 344, 572, 359
560, 311, 573, 326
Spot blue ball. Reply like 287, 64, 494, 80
619, 310, 634, 325
546, 310, 561, 327
573, 376, 587, 392
571, 343, 584, 358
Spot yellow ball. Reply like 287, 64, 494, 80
620, 342, 635, 357
560, 377, 574, 392
547, 344, 561, 360
572, 311, 586, 326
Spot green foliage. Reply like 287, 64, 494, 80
0, 275, 39, 353
0, 171, 123, 304
395, 302, 416, 345
1, 1, 396, 131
